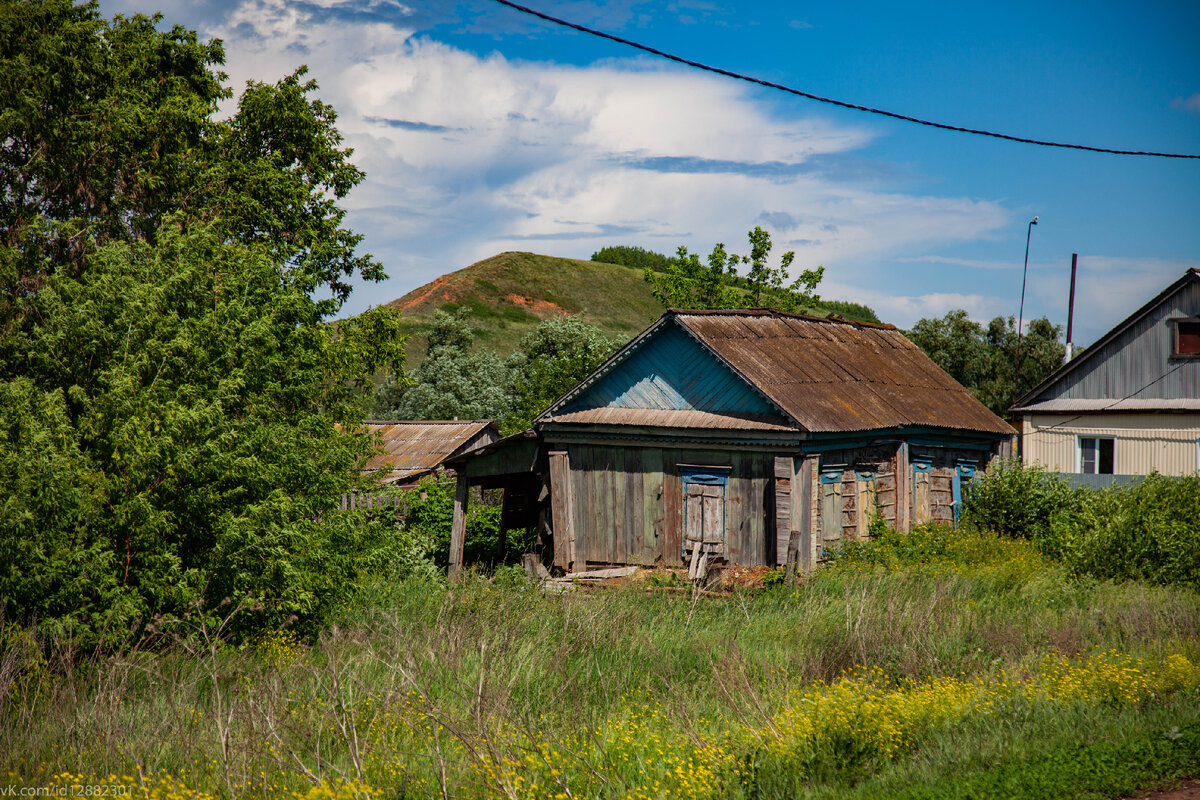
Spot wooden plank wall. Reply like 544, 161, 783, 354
564, 444, 775, 567
909, 447, 982, 526
548, 451, 575, 569
809, 444, 898, 557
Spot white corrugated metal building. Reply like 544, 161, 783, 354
1011, 269, 1200, 477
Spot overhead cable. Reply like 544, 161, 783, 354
490, 0, 1200, 160
1015, 358, 1192, 439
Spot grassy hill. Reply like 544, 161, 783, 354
387, 251, 883, 364
386, 252, 664, 363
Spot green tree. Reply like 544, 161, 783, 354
908, 310, 1064, 415
741, 225, 824, 311
591, 245, 674, 273
0, 2, 405, 643
908, 310, 991, 390
373, 311, 512, 422
503, 316, 622, 433
0, 0, 378, 318
644, 227, 823, 312
0, 226, 404, 643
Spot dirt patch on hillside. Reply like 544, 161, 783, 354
394, 273, 459, 311
506, 294, 569, 316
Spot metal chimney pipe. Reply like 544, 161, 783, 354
1065, 253, 1077, 362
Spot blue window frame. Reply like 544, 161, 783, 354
952, 459, 977, 526
679, 465, 730, 486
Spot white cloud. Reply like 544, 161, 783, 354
820, 280, 1009, 330
1172, 92, 1200, 115
149, 0, 1020, 319
1027, 255, 1195, 346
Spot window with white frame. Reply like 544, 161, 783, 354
1078, 436, 1114, 474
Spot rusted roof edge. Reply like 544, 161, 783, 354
444, 427, 540, 468
668, 306, 898, 331
362, 418, 497, 428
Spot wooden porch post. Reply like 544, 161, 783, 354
548, 450, 575, 570
449, 474, 470, 580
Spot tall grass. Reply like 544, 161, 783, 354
4, 531, 1199, 799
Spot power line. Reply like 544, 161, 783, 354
489, 0, 1200, 160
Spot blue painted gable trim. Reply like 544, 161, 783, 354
560, 320, 779, 417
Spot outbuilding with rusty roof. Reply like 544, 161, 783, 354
362, 419, 500, 486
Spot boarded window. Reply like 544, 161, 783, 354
911, 455, 932, 526
854, 467, 876, 541
1079, 437, 1114, 474
952, 460, 977, 527
820, 464, 844, 558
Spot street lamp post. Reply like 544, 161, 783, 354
1015, 215, 1039, 374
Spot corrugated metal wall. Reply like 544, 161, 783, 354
1041, 281, 1200, 401
1022, 413, 1200, 475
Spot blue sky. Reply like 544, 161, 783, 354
103, 0, 1200, 345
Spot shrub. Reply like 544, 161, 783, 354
961, 461, 1200, 590
402, 477, 536, 569
959, 459, 1080, 541
1049, 474, 1200, 589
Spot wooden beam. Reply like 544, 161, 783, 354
786, 456, 813, 582
548, 450, 575, 570
773, 456, 792, 566
894, 442, 910, 533
449, 475, 469, 580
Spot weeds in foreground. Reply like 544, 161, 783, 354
4, 531, 1199, 799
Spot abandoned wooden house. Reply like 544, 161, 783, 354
445, 309, 1014, 576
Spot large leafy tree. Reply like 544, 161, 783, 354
0, 1, 404, 642
373, 311, 512, 422
645, 226, 823, 312
372, 314, 620, 435
503, 316, 622, 433
908, 310, 1065, 416
0, 0, 379, 314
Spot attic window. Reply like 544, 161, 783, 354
1172, 317, 1200, 358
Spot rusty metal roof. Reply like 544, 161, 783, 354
674, 310, 1013, 435
540, 309, 1012, 436
362, 420, 500, 483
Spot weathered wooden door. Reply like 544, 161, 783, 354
680, 466, 728, 577
685, 482, 724, 548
